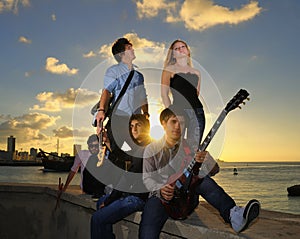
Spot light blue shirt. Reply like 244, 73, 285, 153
104, 62, 148, 116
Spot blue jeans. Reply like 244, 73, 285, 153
91, 195, 145, 239
139, 176, 236, 239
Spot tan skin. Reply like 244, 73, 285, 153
161, 41, 201, 108
159, 115, 210, 201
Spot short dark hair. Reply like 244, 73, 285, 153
129, 114, 151, 145
129, 114, 150, 131
160, 105, 187, 124
112, 38, 132, 62
87, 134, 99, 144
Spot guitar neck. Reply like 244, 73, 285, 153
198, 109, 227, 151
187, 109, 227, 172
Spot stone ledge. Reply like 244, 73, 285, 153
1, 183, 300, 239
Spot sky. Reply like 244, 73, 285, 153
0, 0, 299, 162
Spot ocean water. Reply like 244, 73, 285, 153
0, 162, 299, 215
213, 162, 300, 215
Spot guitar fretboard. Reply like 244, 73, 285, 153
186, 109, 227, 173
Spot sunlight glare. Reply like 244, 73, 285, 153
150, 125, 164, 140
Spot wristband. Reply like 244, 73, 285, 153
97, 109, 105, 113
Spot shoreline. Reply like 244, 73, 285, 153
0, 160, 43, 166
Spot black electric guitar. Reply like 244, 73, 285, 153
162, 89, 250, 220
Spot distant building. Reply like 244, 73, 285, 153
73, 144, 81, 156
7, 136, 16, 161
0, 150, 9, 161
18, 151, 29, 160
30, 148, 38, 160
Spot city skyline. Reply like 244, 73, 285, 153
0, 0, 299, 162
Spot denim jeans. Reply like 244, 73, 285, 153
91, 195, 145, 239
139, 176, 236, 239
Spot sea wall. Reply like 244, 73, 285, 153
1, 183, 300, 239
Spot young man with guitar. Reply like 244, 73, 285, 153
95, 37, 149, 170
140, 105, 260, 238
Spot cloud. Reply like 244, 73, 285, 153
24, 71, 34, 77
136, 0, 178, 19
0, 114, 12, 121
18, 36, 32, 44
45, 57, 79, 76
0, 112, 59, 144
135, 0, 262, 31
83, 50, 96, 58
31, 88, 99, 112
0, 0, 30, 14
98, 32, 166, 64
53, 125, 92, 138
51, 13, 56, 21
53, 126, 73, 138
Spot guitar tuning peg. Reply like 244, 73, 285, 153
247, 97, 250, 101
242, 102, 246, 105
238, 106, 242, 109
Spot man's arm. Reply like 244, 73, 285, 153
143, 144, 171, 199
96, 89, 111, 133
62, 170, 76, 192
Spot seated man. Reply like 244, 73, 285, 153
90, 114, 151, 239
60, 134, 105, 198
139, 107, 260, 239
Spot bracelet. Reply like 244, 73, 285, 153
97, 109, 105, 113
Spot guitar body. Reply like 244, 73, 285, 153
160, 89, 250, 220
162, 174, 202, 220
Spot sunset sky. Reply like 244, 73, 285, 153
0, 0, 299, 162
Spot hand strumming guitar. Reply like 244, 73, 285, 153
160, 184, 175, 201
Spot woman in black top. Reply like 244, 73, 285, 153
161, 39, 205, 149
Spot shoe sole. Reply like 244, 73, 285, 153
239, 199, 260, 233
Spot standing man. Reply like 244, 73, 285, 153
95, 38, 149, 168
139, 107, 260, 238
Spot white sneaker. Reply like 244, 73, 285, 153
230, 199, 260, 233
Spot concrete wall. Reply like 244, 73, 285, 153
0, 183, 242, 239
1, 183, 300, 239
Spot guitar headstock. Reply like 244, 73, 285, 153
225, 89, 250, 113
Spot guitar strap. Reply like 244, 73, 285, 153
107, 69, 134, 117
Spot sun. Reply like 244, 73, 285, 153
150, 124, 164, 140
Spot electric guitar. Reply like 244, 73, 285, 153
162, 89, 250, 220
97, 121, 107, 167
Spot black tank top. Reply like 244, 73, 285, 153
170, 72, 203, 109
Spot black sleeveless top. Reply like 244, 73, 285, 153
170, 72, 203, 109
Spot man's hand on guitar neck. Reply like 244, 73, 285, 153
160, 184, 175, 201
195, 150, 211, 163
96, 111, 105, 135
196, 151, 220, 177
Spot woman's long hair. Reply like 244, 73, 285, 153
163, 39, 192, 69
